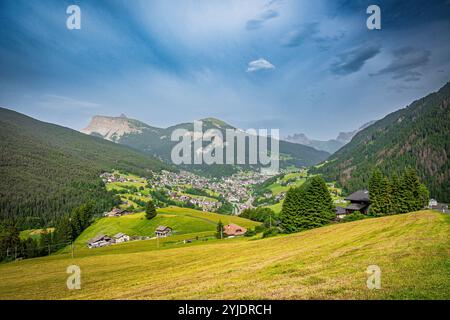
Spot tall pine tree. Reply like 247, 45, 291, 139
280, 176, 334, 233
145, 200, 157, 220
369, 169, 384, 216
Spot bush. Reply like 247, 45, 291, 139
244, 229, 257, 237
262, 227, 280, 238
254, 224, 267, 234
342, 211, 367, 222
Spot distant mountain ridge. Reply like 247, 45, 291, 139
313, 81, 450, 202
285, 121, 376, 154
82, 116, 330, 176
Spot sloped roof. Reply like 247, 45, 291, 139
223, 223, 247, 236
114, 232, 126, 238
345, 190, 370, 202
335, 206, 347, 215
345, 203, 369, 211
88, 234, 107, 244
156, 225, 172, 232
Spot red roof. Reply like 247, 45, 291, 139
223, 223, 247, 236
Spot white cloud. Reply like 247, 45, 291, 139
246, 58, 276, 72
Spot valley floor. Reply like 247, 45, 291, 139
0, 210, 449, 300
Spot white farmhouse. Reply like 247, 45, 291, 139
113, 232, 130, 243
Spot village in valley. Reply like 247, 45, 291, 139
100, 169, 273, 215
84, 167, 357, 249
84, 169, 276, 248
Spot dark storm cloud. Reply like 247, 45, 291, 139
372, 47, 431, 81
330, 45, 381, 75
281, 22, 345, 49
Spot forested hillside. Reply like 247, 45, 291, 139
0, 108, 172, 228
313, 82, 450, 202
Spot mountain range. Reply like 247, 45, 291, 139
285, 121, 376, 154
81, 116, 330, 177
313, 81, 450, 202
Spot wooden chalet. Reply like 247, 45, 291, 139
155, 226, 172, 238
344, 190, 370, 214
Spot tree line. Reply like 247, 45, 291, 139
369, 168, 429, 216
0, 203, 99, 262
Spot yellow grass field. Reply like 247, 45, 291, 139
0, 210, 448, 300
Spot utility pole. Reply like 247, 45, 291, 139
14, 246, 17, 260
71, 242, 74, 259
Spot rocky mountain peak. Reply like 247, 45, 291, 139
81, 115, 143, 142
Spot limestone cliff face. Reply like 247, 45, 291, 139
81, 115, 143, 142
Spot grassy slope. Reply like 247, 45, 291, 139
0, 211, 448, 299
75, 207, 260, 246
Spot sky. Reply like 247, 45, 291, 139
0, 0, 449, 140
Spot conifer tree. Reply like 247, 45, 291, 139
145, 200, 157, 220
216, 220, 224, 239
403, 168, 423, 212
280, 176, 334, 233
54, 217, 73, 245
369, 169, 384, 216
280, 187, 306, 233
380, 176, 392, 215
389, 174, 401, 214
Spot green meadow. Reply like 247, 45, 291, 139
1, 210, 448, 299
75, 206, 260, 246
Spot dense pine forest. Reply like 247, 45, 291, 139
313, 82, 450, 202
0, 108, 172, 229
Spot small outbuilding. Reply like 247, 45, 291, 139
104, 208, 131, 217
113, 232, 130, 243
335, 206, 347, 220
155, 226, 172, 238
87, 234, 113, 248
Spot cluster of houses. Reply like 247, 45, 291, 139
87, 232, 131, 248
104, 207, 133, 217
167, 191, 222, 212
87, 226, 173, 248
148, 170, 270, 213
100, 172, 140, 184
86, 222, 252, 248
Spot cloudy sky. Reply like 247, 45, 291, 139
0, 0, 449, 140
